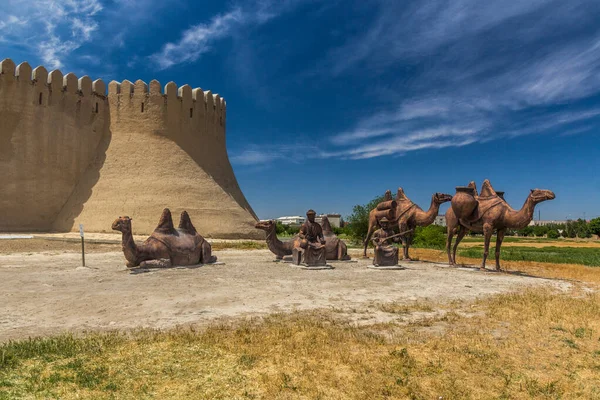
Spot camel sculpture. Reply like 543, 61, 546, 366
363, 188, 453, 260
446, 180, 555, 270
320, 216, 351, 261
112, 208, 217, 268
255, 219, 351, 261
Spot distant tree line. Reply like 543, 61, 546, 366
275, 220, 350, 237
507, 218, 600, 239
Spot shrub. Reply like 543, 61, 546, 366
412, 225, 446, 249
346, 195, 386, 242
547, 229, 560, 239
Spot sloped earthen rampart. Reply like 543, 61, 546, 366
0, 58, 259, 238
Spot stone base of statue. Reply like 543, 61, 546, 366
373, 245, 399, 267
292, 246, 331, 269
367, 264, 405, 270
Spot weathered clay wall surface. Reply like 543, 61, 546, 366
1, 58, 259, 238
0, 59, 109, 230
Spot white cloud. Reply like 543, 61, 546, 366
0, 0, 103, 69
150, 0, 315, 69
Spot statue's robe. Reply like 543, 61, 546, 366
297, 220, 326, 266
372, 228, 399, 267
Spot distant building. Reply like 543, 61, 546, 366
433, 215, 446, 227
276, 216, 305, 225
315, 214, 342, 228
528, 220, 568, 226
276, 213, 342, 228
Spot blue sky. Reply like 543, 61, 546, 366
1, 0, 599, 221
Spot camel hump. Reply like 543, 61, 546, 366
468, 181, 479, 197
154, 208, 176, 234
320, 216, 333, 235
479, 179, 497, 198
178, 211, 198, 234
396, 187, 409, 201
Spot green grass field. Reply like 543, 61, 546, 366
458, 245, 600, 267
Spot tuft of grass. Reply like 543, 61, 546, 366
210, 241, 266, 251
458, 245, 600, 267
1, 288, 599, 399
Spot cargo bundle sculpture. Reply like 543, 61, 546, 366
446, 180, 555, 270
112, 208, 217, 268
363, 188, 452, 260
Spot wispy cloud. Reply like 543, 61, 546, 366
150, 0, 315, 70
314, 0, 600, 160
0, 0, 103, 68
230, 143, 322, 166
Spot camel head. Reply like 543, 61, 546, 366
529, 189, 555, 204
112, 216, 132, 233
255, 219, 276, 232
433, 192, 453, 204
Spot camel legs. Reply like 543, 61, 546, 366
363, 224, 377, 257
481, 223, 493, 270
452, 227, 467, 266
201, 240, 217, 264
446, 226, 456, 265
338, 241, 350, 261
495, 229, 505, 271
401, 234, 413, 261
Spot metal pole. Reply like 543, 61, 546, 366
81, 236, 86, 267
79, 223, 85, 267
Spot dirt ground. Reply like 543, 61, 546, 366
0, 240, 573, 342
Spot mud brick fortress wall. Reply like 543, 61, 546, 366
0, 58, 259, 238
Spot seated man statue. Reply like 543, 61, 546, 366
293, 209, 327, 266
371, 217, 400, 267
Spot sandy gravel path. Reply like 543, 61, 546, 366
0, 249, 570, 342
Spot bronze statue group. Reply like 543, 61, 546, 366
114, 179, 555, 271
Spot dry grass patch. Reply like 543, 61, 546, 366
210, 241, 267, 251
1, 287, 599, 399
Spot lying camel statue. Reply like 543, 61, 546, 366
446, 179, 555, 271
112, 208, 217, 268
320, 216, 351, 261
254, 219, 351, 261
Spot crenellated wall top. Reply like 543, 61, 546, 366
107, 78, 226, 111
0, 58, 107, 98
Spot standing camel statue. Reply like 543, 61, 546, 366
363, 188, 452, 260
446, 179, 555, 271
112, 208, 217, 268
255, 219, 350, 260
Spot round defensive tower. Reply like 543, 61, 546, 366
0, 58, 260, 238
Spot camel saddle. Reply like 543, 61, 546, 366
458, 181, 503, 224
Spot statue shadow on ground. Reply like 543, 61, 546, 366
443, 263, 550, 280
127, 261, 224, 274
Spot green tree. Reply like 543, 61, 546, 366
346, 195, 386, 243
589, 217, 600, 236
547, 229, 560, 239
533, 225, 549, 237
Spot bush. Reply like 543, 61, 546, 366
346, 195, 387, 242
276, 222, 300, 236
589, 218, 600, 236
533, 225, 549, 237
547, 229, 560, 239
517, 226, 534, 237
412, 225, 446, 249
